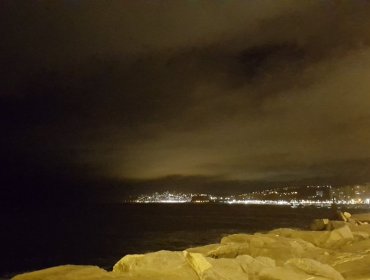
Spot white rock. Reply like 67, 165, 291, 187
12, 265, 114, 280
271, 226, 354, 250
338, 212, 348, 222
352, 231, 370, 241
184, 251, 248, 280
206, 243, 250, 258
327, 221, 347, 231
325, 225, 354, 248
332, 254, 370, 280
247, 234, 323, 265
269, 228, 330, 248
113, 250, 198, 280
343, 212, 352, 219
183, 251, 213, 276
285, 258, 344, 280
257, 266, 325, 280
221, 233, 252, 245
186, 244, 221, 255
207, 257, 249, 280
311, 219, 330, 231
236, 255, 276, 278
220, 233, 320, 263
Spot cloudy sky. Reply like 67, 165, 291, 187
2, 0, 370, 198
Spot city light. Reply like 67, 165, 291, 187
128, 183, 370, 207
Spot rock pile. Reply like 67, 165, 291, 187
310, 212, 369, 231
12, 212, 370, 280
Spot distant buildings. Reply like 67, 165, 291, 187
330, 183, 370, 204
128, 183, 370, 206
190, 195, 211, 203
133, 191, 192, 203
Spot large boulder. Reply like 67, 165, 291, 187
220, 231, 326, 265
186, 244, 221, 255
270, 225, 354, 249
236, 255, 276, 279
12, 265, 114, 280
184, 251, 248, 280
257, 266, 328, 280
326, 221, 347, 231
221, 233, 253, 245
113, 250, 198, 280
206, 257, 249, 280
285, 258, 344, 280
325, 225, 354, 248
270, 228, 330, 247
352, 231, 370, 241
250, 234, 326, 265
206, 243, 250, 258
311, 219, 330, 231
343, 212, 352, 220
331, 254, 370, 280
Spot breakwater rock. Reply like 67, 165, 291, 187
12, 213, 370, 280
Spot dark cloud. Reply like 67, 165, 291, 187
2, 0, 370, 197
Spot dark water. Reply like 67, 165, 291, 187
1, 203, 368, 277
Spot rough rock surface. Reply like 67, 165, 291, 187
311, 218, 330, 231
113, 251, 198, 280
11, 213, 370, 280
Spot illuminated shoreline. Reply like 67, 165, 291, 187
127, 199, 370, 207
128, 184, 370, 206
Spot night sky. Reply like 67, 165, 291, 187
2, 1, 370, 203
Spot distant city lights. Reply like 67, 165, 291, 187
127, 183, 370, 207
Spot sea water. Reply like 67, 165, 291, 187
1, 203, 367, 277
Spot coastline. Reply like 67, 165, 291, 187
11, 213, 370, 280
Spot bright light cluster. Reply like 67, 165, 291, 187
134, 191, 192, 203
128, 183, 370, 206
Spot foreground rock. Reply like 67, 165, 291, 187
113, 251, 198, 280
12, 213, 370, 280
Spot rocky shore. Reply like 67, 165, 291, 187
12, 213, 370, 280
